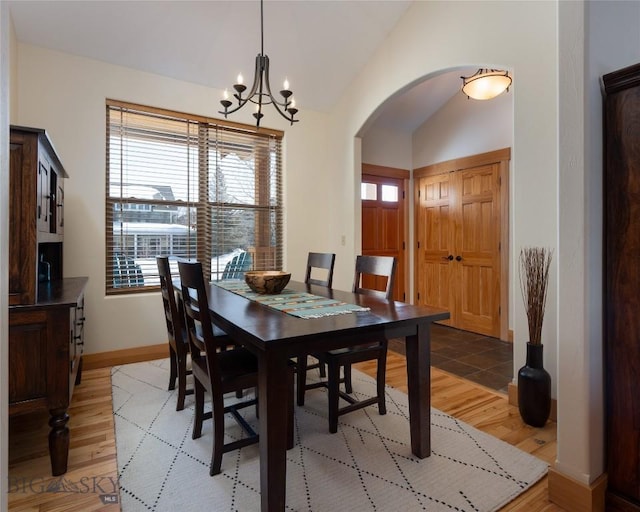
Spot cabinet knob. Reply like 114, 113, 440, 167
442, 255, 454, 261
456, 255, 463, 262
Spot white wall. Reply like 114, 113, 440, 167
412, 87, 512, 168
15, 44, 331, 354
361, 125, 412, 170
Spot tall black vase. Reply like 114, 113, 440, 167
517, 342, 551, 427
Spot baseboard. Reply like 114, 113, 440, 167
507, 382, 558, 422
548, 468, 607, 512
83, 343, 169, 370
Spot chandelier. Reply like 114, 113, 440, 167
461, 69, 512, 100
219, 0, 299, 127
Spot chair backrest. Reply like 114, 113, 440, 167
352, 255, 397, 300
156, 256, 183, 345
220, 251, 252, 280
305, 252, 336, 288
177, 260, 226, 383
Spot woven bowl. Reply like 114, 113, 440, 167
244, 270, 291, 294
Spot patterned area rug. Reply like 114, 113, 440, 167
112, 359, 547, 512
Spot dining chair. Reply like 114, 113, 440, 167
157, 256, 193, 411
296, 252, 336, 406
304, 251, 336, 288
299, 255, 397, 433
177, 260, 294, 476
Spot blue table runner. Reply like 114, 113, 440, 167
213, 280, 370, 319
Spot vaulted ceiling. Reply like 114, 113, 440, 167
8, 0, 472, 133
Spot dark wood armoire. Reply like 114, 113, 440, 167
603, 62, 640, 511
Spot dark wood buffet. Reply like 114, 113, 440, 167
8, 126, 88, 476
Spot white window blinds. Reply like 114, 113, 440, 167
106, 100, 283, 294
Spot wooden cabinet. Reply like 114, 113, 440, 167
602, 62, 640, 511
8, 125, 87, 477
9, 278, 87, 476
9, 126, 67, 306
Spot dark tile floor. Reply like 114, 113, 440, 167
389, 323, 513, 394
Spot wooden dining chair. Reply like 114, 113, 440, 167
299, 255, 397, 433
296, 252, 337, 406
304, 251, 336, 288
157, 256, 193, 411
178, 260, 294, 476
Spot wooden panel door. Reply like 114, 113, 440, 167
361, 174, 406, 302
415, 172, 453, 325
456, 165, 501, 335
414, 149, 508, 339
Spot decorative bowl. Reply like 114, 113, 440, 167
244, 270, 291, 294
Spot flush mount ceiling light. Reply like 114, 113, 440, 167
461, 69, 512, 100
219, 0, 299, 127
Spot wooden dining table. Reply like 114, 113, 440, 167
203, 279, 449, 511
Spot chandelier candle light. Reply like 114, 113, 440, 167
461, 69, 512, 100
219, 0, 299, 127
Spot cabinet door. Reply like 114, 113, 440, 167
9, 310, 49, 404
9, 137, 38, 305
57, 183, 64, 235
37, 160, 50, 233
69, 293, 85, 392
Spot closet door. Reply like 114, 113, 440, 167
416, 172, 454, 324
602, 62, 640, 512
414, 149, 509, 340
456, 164, 502, 335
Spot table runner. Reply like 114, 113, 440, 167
213, 280, 370, 318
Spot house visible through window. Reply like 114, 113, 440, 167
106, 100, 283, 294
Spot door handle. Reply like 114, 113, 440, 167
442, 255, 454, 261
456, 255, 462, 262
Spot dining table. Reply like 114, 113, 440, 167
202, 279, 449, 512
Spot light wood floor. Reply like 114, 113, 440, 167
8, 351, 563, 511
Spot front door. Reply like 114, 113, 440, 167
361, 172, 406, 302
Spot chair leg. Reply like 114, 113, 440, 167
210, 394, 225, 476
287, 365, 295, 449
343, 363, 353, 394
192, 379, 205, 439
168, 346, 177, 391
176, 354, 187, 411
296, 355, 308, 406
377, 348, 388, 416
327, 359, 341, 434
318, 361, 327, 378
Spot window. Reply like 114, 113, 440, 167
361, 181, 399, 202
106, 100, 283, 294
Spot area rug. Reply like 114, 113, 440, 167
112, 359, 547, 512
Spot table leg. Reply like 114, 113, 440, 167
258, 351, 289, 512
405, 321, 431, 458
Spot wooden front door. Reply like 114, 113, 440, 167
361, 170, 407, 302
415, 149, 509, 340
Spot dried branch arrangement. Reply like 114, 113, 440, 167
519, 247, 553, 345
